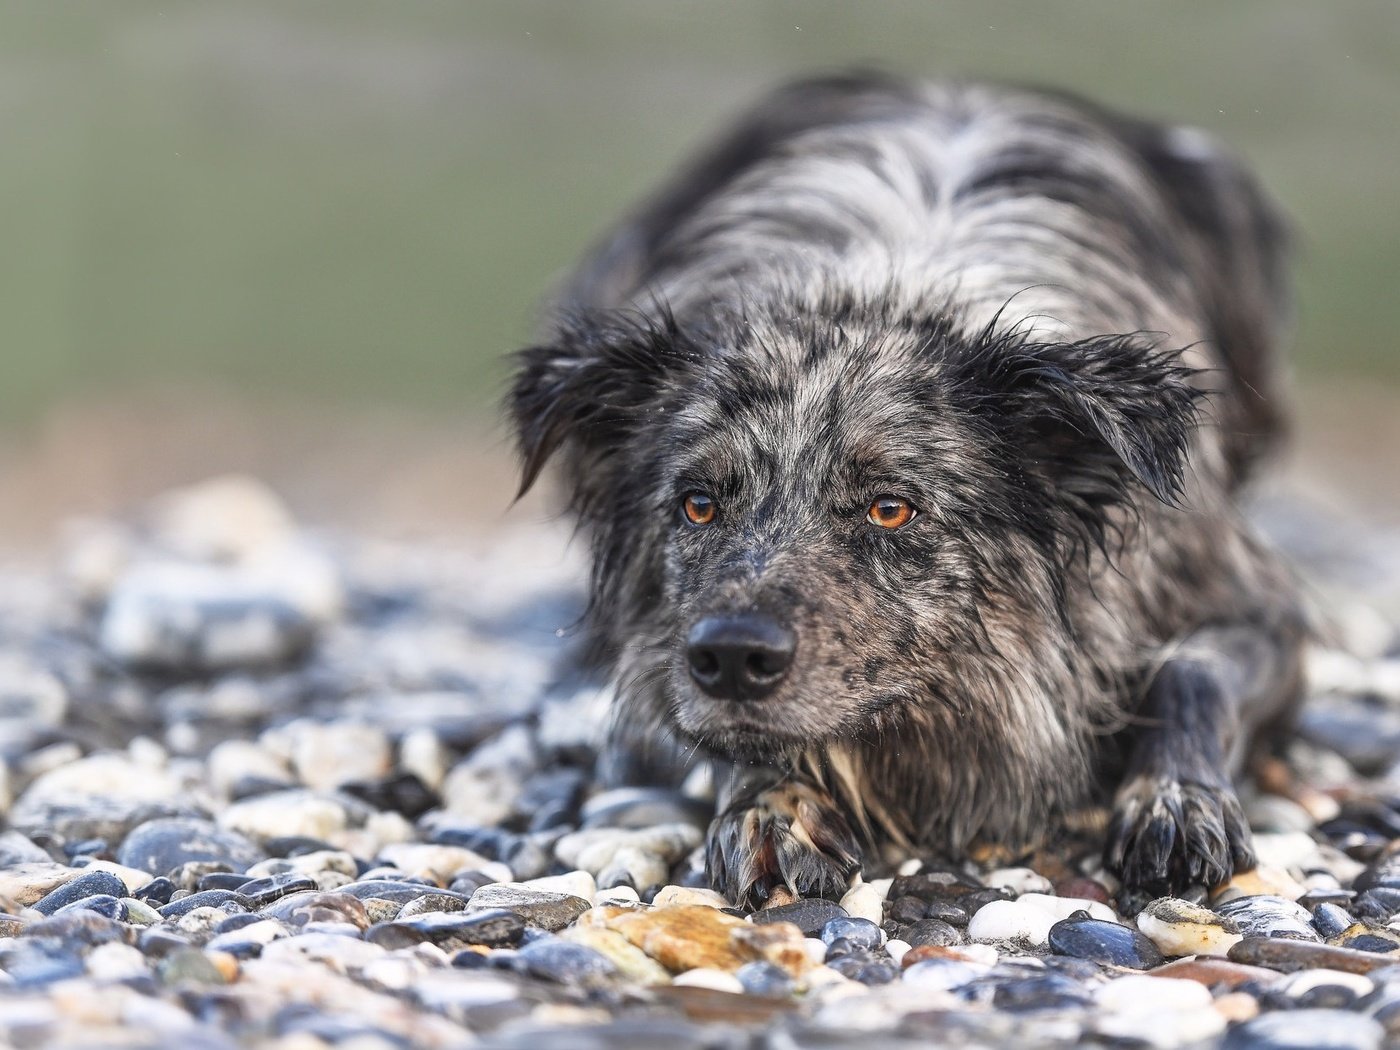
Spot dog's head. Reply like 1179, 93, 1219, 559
510, 302, 1199, 758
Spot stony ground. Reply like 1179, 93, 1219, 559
3, 477, 1400, 1049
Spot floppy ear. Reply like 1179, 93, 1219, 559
1111, 118, 1292, 473
508, 309, 696, 498
973, 333, 1203, 509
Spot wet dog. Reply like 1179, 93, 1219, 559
509, 74, 1305, 906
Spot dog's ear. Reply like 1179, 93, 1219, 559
969, 333, 1202, 508
508, 309, 696, 498
1112, 118, 1292, 472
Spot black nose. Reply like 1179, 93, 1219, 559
686, 614, 796, 700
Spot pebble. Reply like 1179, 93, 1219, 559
1215, 895, 1321, 941
1222, 1009, 1384, 1050
99, 560, 324, 671
467, 883, 592, 930
821, 916, 883, 951
652, 885, 729, 910
516, 937, 619, 986
1137, 896, 1243, 957
735, 960, 795, 998
1230, 937, 1400, 974
1047, 914, 1165, 969
1096, 973, 1212, 1011
218, 790, 353, 844
753, 898, 847, 936
32, 871, 129, 916
839, 882, 884, 925
967, 899, 1057, 946
671, 967, 745, 993
118, 818, 263, 877
558, 925, 671, 986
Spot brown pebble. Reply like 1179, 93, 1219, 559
901, 944, 989, 969
1052, 877, 1111, 905
1213, 991, 1260, 1022
764, 886, 797, 909
1228, 936, 1399, 974
1148, 957, 1279, 989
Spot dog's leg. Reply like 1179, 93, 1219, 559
1105, 617, 1304, 895
706, 766, 863, 908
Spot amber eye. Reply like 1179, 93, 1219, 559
682, 492, 717, 526
867, 496, 916, 530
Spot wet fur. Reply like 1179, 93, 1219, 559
509, 74, 1305, 905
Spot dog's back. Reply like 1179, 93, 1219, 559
557, 74, 1290, 483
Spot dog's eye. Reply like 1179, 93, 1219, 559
682, 492, 717, 526
867, 496, 916, 530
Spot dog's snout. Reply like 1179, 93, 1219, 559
686, 614, 796, 700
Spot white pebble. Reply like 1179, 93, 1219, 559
866, 877, 893, 900
592, 885, 641, 906
1278, 969, 1375, 998
650, 885, 729, 909
1095, 1007, 1225, 1048
897, 858, 923, 876
839, 881, 884, 925
672, 968, 745, 993
803, 937, 830, 965
1096, 974, 1212, 1012
85, 942, 150, 982
1017, 892, 1117, 923
986, 867, 1053, 895
523, 870, 595, 900
884, 939, 911, 965
966, 899, 1057, 946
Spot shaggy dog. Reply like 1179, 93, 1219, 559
509, 74, 1305, 907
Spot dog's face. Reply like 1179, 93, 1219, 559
512, 304, 1198, 760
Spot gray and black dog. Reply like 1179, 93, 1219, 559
509, 74, 1306, 907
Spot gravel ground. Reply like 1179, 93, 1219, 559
3, 476, 1400, 1050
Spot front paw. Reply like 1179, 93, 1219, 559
706, 781, 862, 908
1105, 774, 1255, 894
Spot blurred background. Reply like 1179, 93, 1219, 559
2, 1, 1397, 548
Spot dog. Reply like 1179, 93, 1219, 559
508, 73, 1305, 907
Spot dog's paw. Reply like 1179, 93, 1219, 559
1105, 774, 1255, 894
706, 781, 862, 908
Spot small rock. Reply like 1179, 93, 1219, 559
652, 885, 729, 910
1230, 937, 1400, 974
1216, 895, 1319, 941
985, 867, 1054, 895
736, 960, 795, 998
32, 870, 130, 916
100, 560, 327, 671
1047, 914, 1164, 969
517, 937, 619, 987
821, 917, 882, 951
1221, 1009, 1383, 1050
967, 899, 1057, 947
219, 790, 350, 843
118, 818, 263, 877
467, 883, 591, 931
558, 925, 671, 986
753, 898, 847, 936
523, 870, 596, 900
671, 967, 745, 993
839, 882, 883, 925
1096, 972, 1213, 1011
1137, 897, 1243, 957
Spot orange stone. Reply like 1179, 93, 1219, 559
597, 905, 810, 975
1148, 956, 1280, 989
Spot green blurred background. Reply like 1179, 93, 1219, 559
1, 1, 1397, 538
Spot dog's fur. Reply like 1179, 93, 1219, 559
509, 74, 1306, 906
